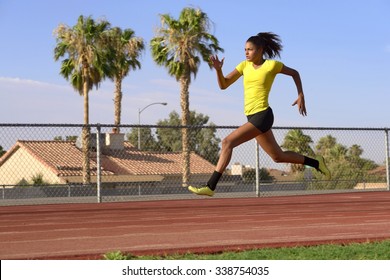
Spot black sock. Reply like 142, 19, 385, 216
207, 171, 222, 191
303, 156, 319, 169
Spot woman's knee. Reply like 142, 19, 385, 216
269, 152, 285, 163
221, 137, 235, 150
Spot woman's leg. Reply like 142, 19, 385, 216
255, 129, 305, 164
215, 122, 262, 173
255, 129, 331, 179
188, 122, 261, 196
190, 126, 331, 197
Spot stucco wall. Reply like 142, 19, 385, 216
0, 148, 62, 185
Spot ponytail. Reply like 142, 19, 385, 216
247, 32, 283, 59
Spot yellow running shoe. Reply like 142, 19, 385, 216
316, 155, 331, 180
188, 185, 214, 197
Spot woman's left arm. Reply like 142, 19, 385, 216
280, 65, 307, 116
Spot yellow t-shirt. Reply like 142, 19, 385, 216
235, 60, 283, 115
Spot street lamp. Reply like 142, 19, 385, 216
138, 102, 167, 150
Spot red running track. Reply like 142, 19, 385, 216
1, 191, 390, 259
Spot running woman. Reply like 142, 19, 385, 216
188, 32, 331, 197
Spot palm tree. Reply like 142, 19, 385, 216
281, 129, 314, 172
150, 7, 223, 186
315, 135, 337, 158
107, 27, 144, 131
54, 15, 112, 184
348, 144, 363, 159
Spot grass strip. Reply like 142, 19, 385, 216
103, 239, 390, 260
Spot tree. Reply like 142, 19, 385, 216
0, 145, 6, 157
315, 135, 337, 158
313, 135, 378, 188
127, 127, 159, 151
126, 110, 221, 164
330, 143, 348, 161
31, 173, 48, 186
348, 144, 363, 159
281, 129, 314, 173
54, 15, 112, 184
346, 144, 377, 180
150, 7, 223, 186
155, 111, 182, 152
156, 111, 221, 164
243, 168, 274, 183
107, 27, 144, 131
54, 136, 78, 141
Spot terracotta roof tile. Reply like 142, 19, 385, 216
102, 142, 214, 175
17, 141, 113, 176
6, 140, 214, 177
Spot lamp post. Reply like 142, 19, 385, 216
138, 102, 167, 150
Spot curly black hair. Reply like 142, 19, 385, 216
246, 32, 283, 59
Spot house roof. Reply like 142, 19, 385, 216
0, 140, 114, 177
368, 166, 387, 177
268, 168, 293, 181
103, 142, 215, 175
0, 140, 215, 178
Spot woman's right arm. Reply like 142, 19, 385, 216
210, 55, 241, 90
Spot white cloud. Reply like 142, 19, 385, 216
0, 77, 73, 92
0, 77, 83, 123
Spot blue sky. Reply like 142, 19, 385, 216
0, 0, 389, 127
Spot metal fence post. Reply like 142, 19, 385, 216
255, 140, 260, 197
96, 124, 102, 203
385, 128, 390, 191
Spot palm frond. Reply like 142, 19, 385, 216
150, 7, 223, 81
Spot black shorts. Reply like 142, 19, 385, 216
246, 107, 274, 133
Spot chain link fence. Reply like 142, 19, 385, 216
0, 123, 389, 206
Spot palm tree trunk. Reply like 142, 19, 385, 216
114, 77, 122, 133
180, 75, 191, 187
82, 76, 91, 185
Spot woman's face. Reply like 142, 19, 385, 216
245, 41, 262, 62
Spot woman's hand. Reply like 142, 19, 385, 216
210, 55, 225, 71
280, 65, 306, 116
210, 55, 241, 89
292, 93, 307, 116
